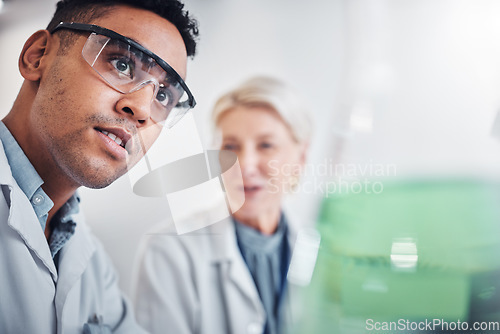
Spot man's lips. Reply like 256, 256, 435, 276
95, 126, 133, 154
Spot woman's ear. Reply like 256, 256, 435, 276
18, 30, 54, 82
298, 141, 309, 166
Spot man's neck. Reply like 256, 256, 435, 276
42, 176, 78, 240
3, 111, 78, 240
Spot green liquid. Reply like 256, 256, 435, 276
294, 179, 500, 333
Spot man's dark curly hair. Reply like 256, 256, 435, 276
46, 0, 199, 57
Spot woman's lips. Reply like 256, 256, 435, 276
242, 185, 263, 197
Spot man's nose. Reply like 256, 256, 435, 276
115, 83, 157, 125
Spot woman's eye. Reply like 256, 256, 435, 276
111, 58, 133, 77
222, 143, 237, 150
259, 142, 273, 149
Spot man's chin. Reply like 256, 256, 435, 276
77, 170, 127, 189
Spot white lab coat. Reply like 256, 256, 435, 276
132, 216, 299, 334
0, 141, 147, 334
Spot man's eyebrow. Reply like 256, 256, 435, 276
116, 32, 141, 46
128, 35, 139, 43
127, 37, 169, 70
121, 34, 151, 53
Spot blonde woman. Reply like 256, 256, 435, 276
133, 77, 312, 334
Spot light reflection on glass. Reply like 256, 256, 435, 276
390, 238, 418, 272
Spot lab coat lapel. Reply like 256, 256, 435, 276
0, 147, 58, 281
211, 219, 265, 329
55, 212, 95, 312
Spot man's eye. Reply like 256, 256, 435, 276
111, 58, 133, 77
156, 86, 173, 105
156, 90, 168, 102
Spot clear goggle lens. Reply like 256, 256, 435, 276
82, 33, 190, 128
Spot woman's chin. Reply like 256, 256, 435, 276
233, 202, 260, 220
233, 200, 280, 221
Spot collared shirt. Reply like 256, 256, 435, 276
234, 214, 290, 334
0, 121, 77, 259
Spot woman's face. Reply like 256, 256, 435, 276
218, 106, 306, 222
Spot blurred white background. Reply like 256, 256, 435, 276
2, 0, 500, 297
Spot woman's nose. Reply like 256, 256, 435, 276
238, 148, 259, 176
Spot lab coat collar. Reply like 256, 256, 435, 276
209, 213, 300, 333
210, 214, 299, 286
211, 218, 262, 298
209, 217, 266, 329
0, 143, 59, 281
0, 142, 97, 289
209, 214, 298, 260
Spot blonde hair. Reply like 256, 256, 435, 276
212, 76, 312, 143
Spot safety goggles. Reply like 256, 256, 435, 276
50, 22, 196, 128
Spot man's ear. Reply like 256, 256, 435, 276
18, 30, 55, 82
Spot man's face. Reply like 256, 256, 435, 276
30, 5, 188, 189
